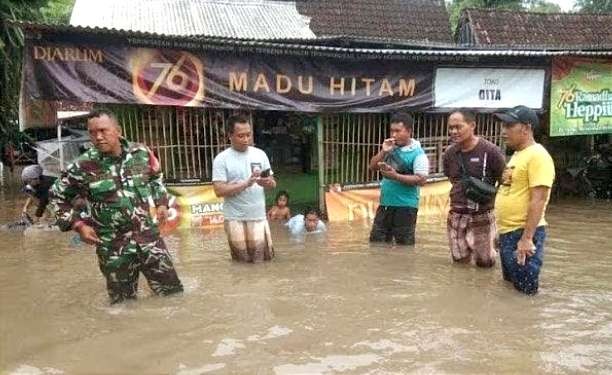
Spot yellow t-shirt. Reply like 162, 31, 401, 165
495, 143, 555, 234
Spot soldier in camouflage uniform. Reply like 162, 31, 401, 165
50, 110, 183, 304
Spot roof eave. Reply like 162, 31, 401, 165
12, 21, 612, 58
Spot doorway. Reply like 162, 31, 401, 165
252, 111, 319, 214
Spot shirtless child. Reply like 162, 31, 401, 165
267, 191, 291, 221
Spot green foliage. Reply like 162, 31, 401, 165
575, 0, 612, 12
525, 0, 563, 12
0, 0, 73, 153
40, 0, 73, 24
1, 0, 40, 146
447, 0, 523, 36
447, 0, 571, 39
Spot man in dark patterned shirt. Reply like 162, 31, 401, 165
443, 109, 506, 268
50, 110, 183, 304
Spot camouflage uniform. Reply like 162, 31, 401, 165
50, 139, 183, 304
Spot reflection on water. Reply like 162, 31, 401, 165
1, 185, 611, 374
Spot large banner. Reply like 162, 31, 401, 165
434, 68, 546, 109
325, 180, 451, 223
550, 57, 612, 137
24, 41, 433, 113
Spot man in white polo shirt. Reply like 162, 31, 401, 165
212, 114, 277, 262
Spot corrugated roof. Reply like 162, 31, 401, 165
69, 0, 315, 39
16, 22, 612, 58
294, 0, 453, 43
461, 8, 612, 49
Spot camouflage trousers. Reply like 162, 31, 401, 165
97, 238, 183, 304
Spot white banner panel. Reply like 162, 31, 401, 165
434, 68, 546, 109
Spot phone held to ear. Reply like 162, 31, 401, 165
260, 168, 271, 178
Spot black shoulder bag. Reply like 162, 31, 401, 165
384, 150, 414, 175
458, 152, 497, 204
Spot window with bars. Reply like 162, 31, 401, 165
110, 105, 230, 184
320, 112, 503, 188
106, 105, 503, 189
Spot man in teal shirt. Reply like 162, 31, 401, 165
369, 112, 429, 245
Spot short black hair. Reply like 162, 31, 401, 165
449, 109, 476, 124
86, 109, 119, 125
303, 207, 321, 218
275, 190, 289, 202
390, 112, 414, 130
227, 114, 251, 134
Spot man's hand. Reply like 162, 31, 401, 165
382, 138, 396, 153
377, 161, 391, 171
157, 205, 169, 226
516, 237, 536, 266
214, 173, 261, 198
75, 223, 102, 245
246, 172, 259, 187
501, 166, 514, 186
380, 165, 398, 180
256, 176, 275, 188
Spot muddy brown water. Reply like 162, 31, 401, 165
1, 183, 611, 374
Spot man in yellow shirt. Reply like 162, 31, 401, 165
494, 106, 555, 295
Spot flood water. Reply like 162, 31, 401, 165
1, 182, 611, 374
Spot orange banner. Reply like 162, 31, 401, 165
161, 181, 450, 234
161, 185, 224, 233
325, 180, 451, 223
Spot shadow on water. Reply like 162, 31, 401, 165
1, 184, 611, 374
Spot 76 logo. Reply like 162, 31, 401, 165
131, 49, 204, 106
556, 83, 576, 109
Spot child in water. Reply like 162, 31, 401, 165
20, 164, 56, 224
267, 190, 291, 221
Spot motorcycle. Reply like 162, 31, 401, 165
562, 144, 612, 199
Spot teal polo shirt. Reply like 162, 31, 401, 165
380, 142, 427, 208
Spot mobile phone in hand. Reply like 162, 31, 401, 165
377, 162, 390, 171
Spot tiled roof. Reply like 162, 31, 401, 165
69, 0, 315, 39
461, 8, 612, 49
295, 0, 453, 43
69, 0, 452, 43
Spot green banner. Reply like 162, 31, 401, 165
550, 58, 612, 137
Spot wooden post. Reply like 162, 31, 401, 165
57, 121, 64, 171
437, 141, 444, 173
317, 115, 325, 213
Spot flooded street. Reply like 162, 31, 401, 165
1, 185, 611, 374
